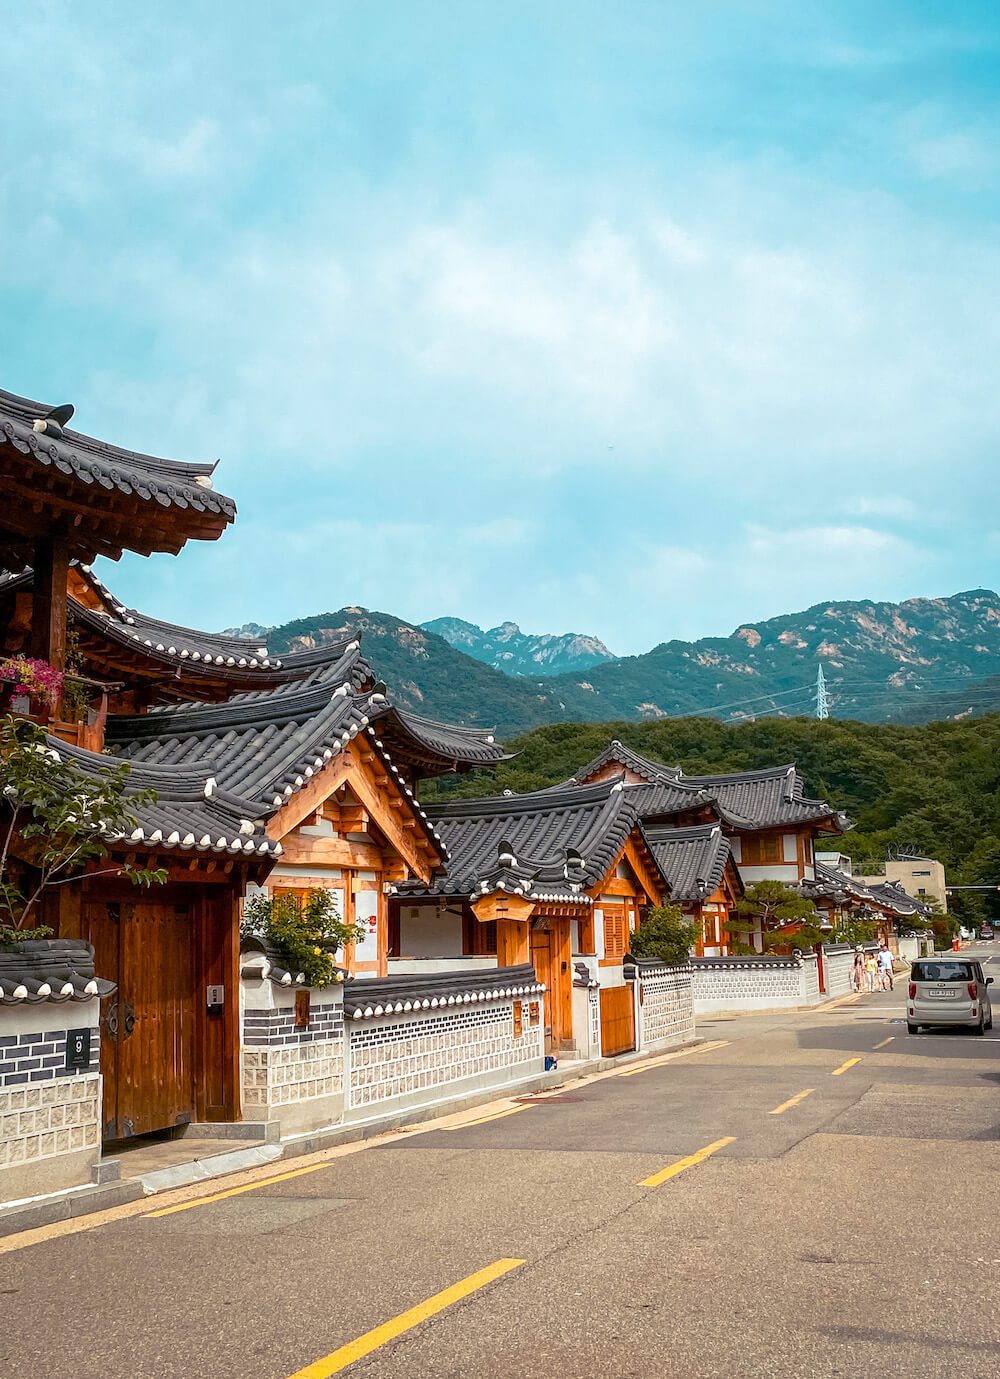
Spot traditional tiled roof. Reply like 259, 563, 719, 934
0, 940, 116, 1004
53, 736, 281, 858
574, 740, 847, 833
343, 964, 544, 1020
398, 778, 665, 903
642, 823, 738, 902
373, 708, 510, 771
0, 387, 236, 567
863, 880, 931, 917
105, 649, 446, 859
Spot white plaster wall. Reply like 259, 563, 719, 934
398, 905, 464, 958
390, 957, 497, 974
822, 948, 855, 998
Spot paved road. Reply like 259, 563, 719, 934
2, 950, 998, 1379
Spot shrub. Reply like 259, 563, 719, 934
241, 888, 366, 988
628, 903, 695, 965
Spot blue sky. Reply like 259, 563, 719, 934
3, 3, 999, 654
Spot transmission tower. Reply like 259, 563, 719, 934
815, 663, 829, 720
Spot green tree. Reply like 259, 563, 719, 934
731, 880, 825, 950
0, 714, 165, 944
628, 903, 695, 965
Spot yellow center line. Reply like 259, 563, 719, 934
618, 1039, 731, 1076
446, 1105, 529, 1131
769, 1088, 815, 1115
872, 1036, 895, 1050
640, 1136, 736, 1188
831, 1056, 862, 1076
144, 1161, 329, 1218
286, 1258, 525, 1378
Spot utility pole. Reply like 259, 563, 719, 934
815, 663, 829, 720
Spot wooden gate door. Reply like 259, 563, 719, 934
84, 898, 197, 1140
530, 929, 555, 1053
599, 984, 635, 1057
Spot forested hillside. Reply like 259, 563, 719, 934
423, 714, 1000, 925
264, 591, 1000, 733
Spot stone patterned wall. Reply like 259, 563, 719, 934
347, 997, 543, 1114
0, 1073, 100, 1173
691, 956, 821, 1014
0, 1003, 102, 1203
241, 993, 345, 1137
637, 966, 695, 1052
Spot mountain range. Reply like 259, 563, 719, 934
422, 617, 614, 676
262, 589, 1000, 735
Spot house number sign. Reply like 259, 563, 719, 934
65, 1028, 91, 1071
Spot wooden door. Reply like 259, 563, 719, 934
84, 897, 197, 1140
600, 984, 635, 1057
530, 929, 555, 1053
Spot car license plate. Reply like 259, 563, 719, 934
927, 987, 958, 999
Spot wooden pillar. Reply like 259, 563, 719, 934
30, 536, 70, 670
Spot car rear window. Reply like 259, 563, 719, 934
911, 961, 973, 983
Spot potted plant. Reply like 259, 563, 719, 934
0, 655, 64, 715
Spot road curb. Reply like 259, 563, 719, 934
0, 1037, 706, 1237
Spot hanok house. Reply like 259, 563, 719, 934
0, 386, 292, 1149
392, 779, 671, 1058
106, 640, 507, 980
570, 740, 848, 950
642, 823, 744, 956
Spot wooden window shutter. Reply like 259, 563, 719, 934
603, 909, 627, 963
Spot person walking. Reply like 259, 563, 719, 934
853, 948, 866, 993
878, 944, 894, 991
865, 950, 878, 993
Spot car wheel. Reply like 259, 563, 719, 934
975, 1015, 987, 1036
907, 1022, 919, 1034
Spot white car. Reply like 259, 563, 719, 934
907, 958, 993, 1035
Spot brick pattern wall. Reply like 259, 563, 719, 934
638, 966, 695, 1050
691, 957, 820, 1012
242, 999, 344, 1113
589, 990, 600, 1052
0, 1073, 101, 1174
0, 1026, 100, 1086
348, 998, 543, 1111
243, 1002, 342, 1048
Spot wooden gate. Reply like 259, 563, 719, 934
84, 897, 197, 1140
530, 929, 555, 1053
600, 983, 635, 1057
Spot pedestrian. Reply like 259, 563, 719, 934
878, 944, 894, 991
853, 948, 866, 993
865, 950, 878, 993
